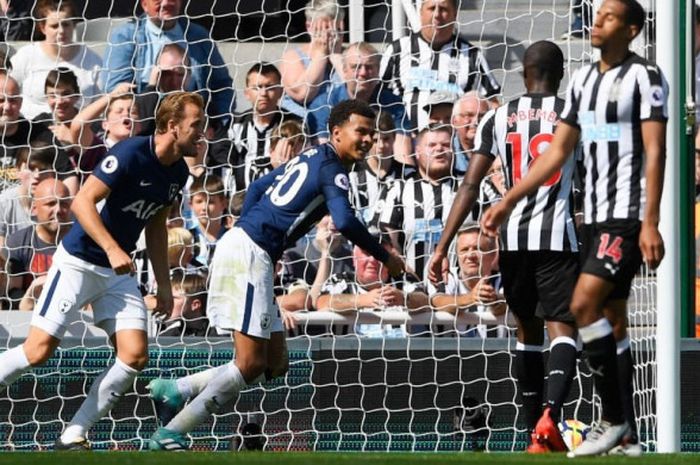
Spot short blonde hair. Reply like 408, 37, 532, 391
167, 227, 194, 265
305, 0, 345, 22
155, 91, 204, 134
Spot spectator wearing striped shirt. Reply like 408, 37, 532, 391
379, 0, 501, 130
381, 125, 499, 281
349, 112, 415, 229
225, 63, 301, 194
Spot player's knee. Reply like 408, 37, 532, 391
569, 297, 593, 323
117, 351, 148, 371
269, 354, 289, 379
22, 341, 55, 366
237, 355, 267, 382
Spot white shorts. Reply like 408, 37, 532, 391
207, 228, 283, 339
31, 245, 148, 338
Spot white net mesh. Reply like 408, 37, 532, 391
0, 0, 661, 453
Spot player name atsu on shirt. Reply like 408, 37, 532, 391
506, 109, 558, 128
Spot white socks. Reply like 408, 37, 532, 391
60, 357, 139, 443
167, 362, 246, 434
0, 345, 31, 387
176, 366, 267, 401
176, 365, 224, 400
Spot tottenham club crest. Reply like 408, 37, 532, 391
260, 314, 271, 330
58, 299, 74, 314
101, 155, 118, 174
169, 184, 180, 201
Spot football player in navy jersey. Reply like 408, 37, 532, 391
0, 92, 205, 450
148, 99, 404, 450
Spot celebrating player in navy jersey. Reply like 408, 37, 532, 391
148, 99, 404, 450
0, 92, 204, 450
483, 0, 667, 457
428, 41, 580, 454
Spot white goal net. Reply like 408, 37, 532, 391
0, 0, 659, 453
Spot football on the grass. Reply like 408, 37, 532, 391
558, 419, 590, 451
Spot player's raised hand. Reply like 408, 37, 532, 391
152, 288, 174, 319
481, 200, 512, 237
427, 249, 449, 285
639, 222, 665, 270
107, 247, 135, 275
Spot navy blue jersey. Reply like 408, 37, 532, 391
62, 136, 188, 267
237, 143, 389, 264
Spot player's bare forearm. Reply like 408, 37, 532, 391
435, 153, 493, 254
145, 207, 172, 293
501, 123, 580, 209
641, 121, 666, 227
71, 176, 121, 256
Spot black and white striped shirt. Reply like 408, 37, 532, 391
379, 32, 501, 129
560, 53, 669, 224
225, 110, 302, 193
380, 174, 500, 280
474, 94, 578, 252
348, 159, 415, 228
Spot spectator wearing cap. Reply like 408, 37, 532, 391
102, 0, 234, 126
306, 42, 414, 163
380, 0, 500, 129
423, 90, 458, 127
451, 91, 490, 172
316, 229, 429, 337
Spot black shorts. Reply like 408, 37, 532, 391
499, 251, 580, 324
579, 220, 642, 300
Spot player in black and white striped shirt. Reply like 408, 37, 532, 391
379, 0, 501, 129
381, 125, 499, 281
483, 0, 667, 457
428, 41, 579, 454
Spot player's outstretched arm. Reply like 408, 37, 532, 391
145, 206, 174, 318
639, 120, 666, 269
71, 175, 133, 275
482, 123, 580, 236
428, 153, 493, 285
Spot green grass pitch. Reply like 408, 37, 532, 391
0, 452, 695, 465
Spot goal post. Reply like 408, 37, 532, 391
656, 0, 689, 454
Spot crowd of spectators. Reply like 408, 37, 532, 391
0, 0, 510, 338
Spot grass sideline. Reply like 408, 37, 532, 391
0, 452, 695, 465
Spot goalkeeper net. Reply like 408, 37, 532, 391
0, 0, 662, 453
